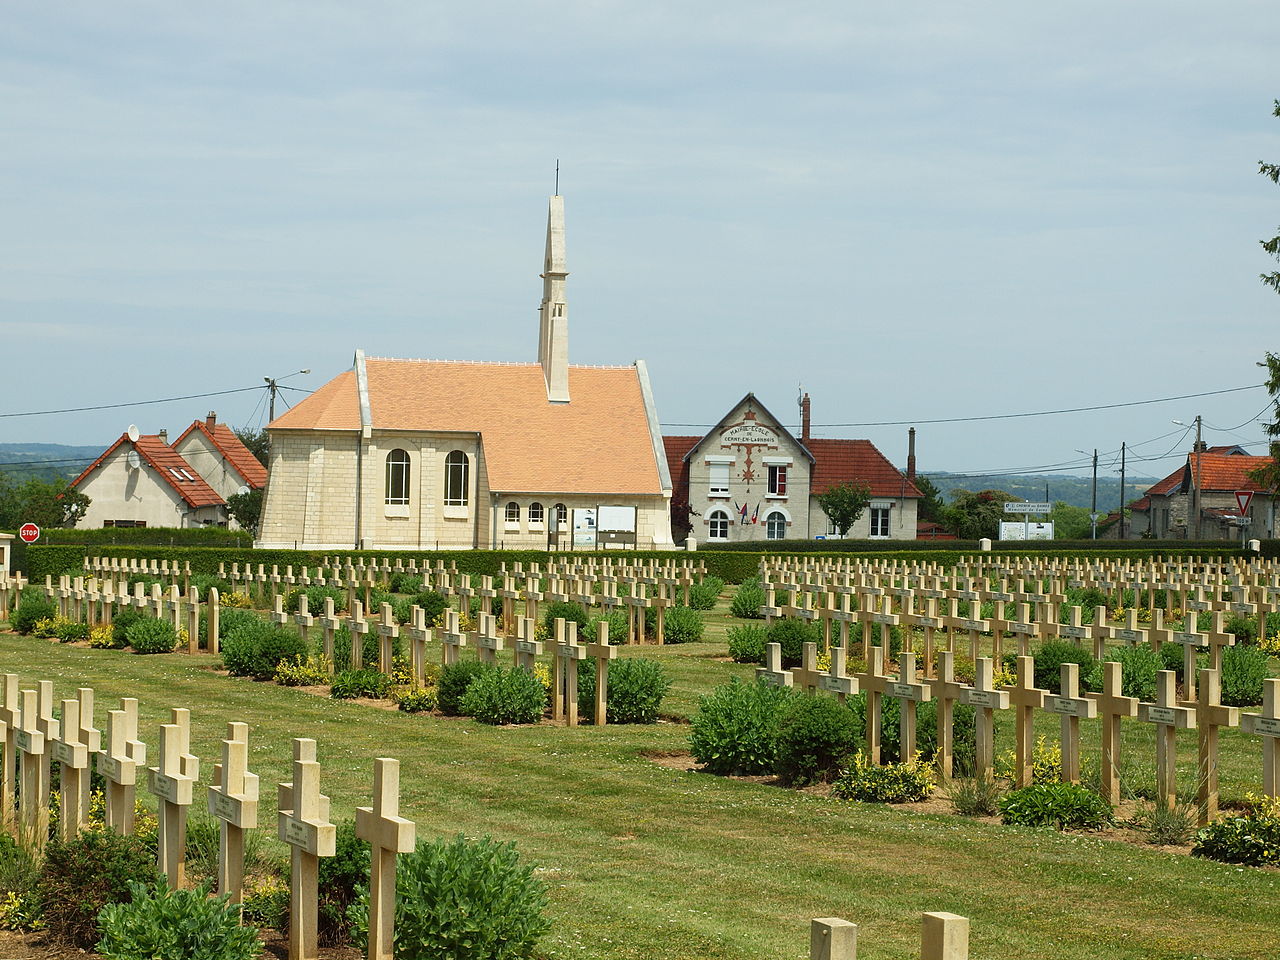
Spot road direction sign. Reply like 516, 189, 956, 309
1236, 491, 1254, 516
1003, 502, 1051, 514
18, 523, 40, 544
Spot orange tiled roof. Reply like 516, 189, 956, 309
172, 419, 268, 489
270, 360, 664, 495
1144, 452, 1274, 498
662, 437, 700, 498
806, 438, 922, 499
71, 434, 224, 509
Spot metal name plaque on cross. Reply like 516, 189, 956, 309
1114, 629, 1144, 643
966, 690, 1002, 708
515, 641, 540, 655
1046, 696, 1089, 718
889, 682, 924, 701
1146, 706, 1178, 725
817, 676, 847, 693
51, 742, 76, 766
212, 792, 239, 821
1244, 715, 1280, 737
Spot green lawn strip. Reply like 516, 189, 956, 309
2, 633, 1278, 959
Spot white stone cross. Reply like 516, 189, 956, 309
961, 658, 1009, 780
376, 602, 399, 673
356, 758, 417, 960
817, 646, 858, 705
148, 708, 200, 889
553, 619, 585, 726
97, 697, 146, 833
0, 674, 19, 835
1195, 668, 1239, 824
1044, 662, 1095, 783
406, 606, 430, 686
888, 651, 933, 760
1242, 677, 1280, 798
52, 697, 91, 840
278, 738, 337, 960
1138, 670, 1196, 809
317, 596, 341, 672
585, 621, 617, 726
757, 642, 794, 688
855, 646, 891, 765
475, 612, 505, 665
440, 608, 467, 666
348, 599, 371, 670
1085, 661, 1138, 805
31, 682, 60, 847
295, 594, 314, 650
15, 688, 48, 847
1006, 656, 1047, 789
791, 642, 825, 694
207, 721, 259, 907
513, 617, 543, 672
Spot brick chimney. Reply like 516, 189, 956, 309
158, 429, 168, 445
800, 393, 811, 443
206, 411, 217, 431
907, 427, 917, 480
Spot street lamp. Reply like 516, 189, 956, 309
265, 369, 311, 422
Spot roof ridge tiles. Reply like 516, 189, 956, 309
365, 357, 635, 370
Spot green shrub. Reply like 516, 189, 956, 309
688, 576, 724, 611
846, 695, 977, 771
1224, 613, 1257, 643
661, 605, 704, 644
1192, 812, 1280, 866
125, 617, 177, 654
56, 619, 91, 642
1084, 646, 1161, 701
274, 654, 333, 686
221, 621, 307, 680
190, 574, 231, 596
542, 601, 589, 636
349, 835, 550, 960
946, 774, 1005, 817
727, 624, 767, 664
390, 573, 424, 594
318, 820, 369, 944
329, 623, 385, 670
831, 752, 935, 803
0, 835, 42, 931
437, 660, 496, 716
775, 694, 858, 785
95, 882, 261, 960
1220, 644, 1272, 706
395, 686, 438, 713
998, 782, 1114, 830
294, 584, 347, 615
462, 666, 547, 725
766, 617, 820, 668
1158, 641, 1207, 681
38, 828, 162, 948
412, 591, 449, 624
329, 669, 391, 700
576, 658, 671, 724
590, 609, 630, 645
729, 578, 766, 619
689, 679, 793, 775
1032, 641, 1096, 692
216, 607, 265, 643
11, 595, 56, 635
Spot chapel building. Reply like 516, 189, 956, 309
664, 394, 921, 543
257, 197, 674, 551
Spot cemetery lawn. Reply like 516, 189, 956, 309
3, 631, 1277, 960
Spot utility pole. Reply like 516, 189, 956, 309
1090, 448, 1098, 540
264, 369, 310, 423
1118, 442, 1126, 541
1191, 415, 1203, 541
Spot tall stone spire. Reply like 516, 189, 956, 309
537, 195, 570, 402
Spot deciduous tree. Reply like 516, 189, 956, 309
816, 482, 872, 537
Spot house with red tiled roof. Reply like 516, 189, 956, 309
663, 393, 920, 543
172, 412, 268, 503
256, 197, 673, 551
1125, 444, 1276, 539
70, 428, 228, 529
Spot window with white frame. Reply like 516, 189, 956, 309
505, 501, 520, 523
765, 511, 787, 540
553, 503, 568, 528
529, 502, 544, 525
827, 517, 840, 536
708, 509, 730, 540
385, 449, 410, 505
708, 461, 730, 497
767, 464, 787, 496
444, 451, 469, 506
869, 506, 890, 538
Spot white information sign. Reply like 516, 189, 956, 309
999, 521, 1054, 541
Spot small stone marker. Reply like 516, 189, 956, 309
208, 587, 221, 654
207, 722, 259, 907
52, 697, 91, 840
148, 708, 200, 889
757, 642, 794, 688
1006, 656, 1047, 789
1138, 670, 1196, 809
97, 698, 146, 833
961, 658, 1009, 780
513, 617, 543, 672
356, 758, 417, 960
1195, 668, 1239, 824
1045, 663, 1095, 783
810, 917, 857, 960
585, 621, 617, 726
1242, 677, 1280, 798
1085, 661, 1138, 805
921, 911, 970, 960
186, 587, 200, 653
376, 602, 399, 673
278, 738, 337, 960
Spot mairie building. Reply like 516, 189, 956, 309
257, 197, 674, 551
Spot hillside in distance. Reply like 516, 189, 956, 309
925, 472, 1162, 513
0, 443, 103, 483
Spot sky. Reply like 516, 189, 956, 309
2, 1, 1277, 490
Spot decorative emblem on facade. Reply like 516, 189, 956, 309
719, 408, 778, 492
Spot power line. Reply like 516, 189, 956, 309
661, 382, 1265, 429
0, 385, 264, 420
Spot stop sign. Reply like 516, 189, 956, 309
18, 523, 40, 544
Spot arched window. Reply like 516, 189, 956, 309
385, 449, 410, 505
765, 511, 787, 540
444, 451, 469, 506
505, 501, 520, 523
529, 502, 545, 524
708, 509, 730, 540
553, 503, 568, 528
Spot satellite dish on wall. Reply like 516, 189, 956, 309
127, 424, 140, 442
126, 450, 141, 471
237, 485, 250, 496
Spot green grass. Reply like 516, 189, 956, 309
1, 592, 1278, 958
